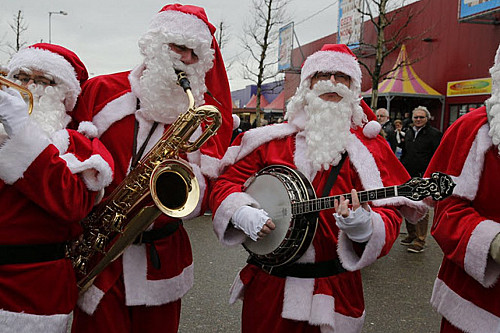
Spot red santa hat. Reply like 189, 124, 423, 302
7, 43, 88, 111
301, 44, 362, 94
141, 4, 215, 67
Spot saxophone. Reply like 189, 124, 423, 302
69, 71, 221, 293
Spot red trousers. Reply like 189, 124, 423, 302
72, 276, 181, 333
241, 273, 321, 333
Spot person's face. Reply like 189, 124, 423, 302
13, 69, 56, 88
309, 71, 351, 102
376, 111, 389, 124
395, 122, 402, 130
169, 43, 199, 65
412, 110, 428, 128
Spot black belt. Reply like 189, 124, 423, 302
133, 220, 182, 270
248, 257, 347, 278
0, 243, 67, 265
133, 220, 182, 244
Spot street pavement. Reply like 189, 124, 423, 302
179, 213, 443, 333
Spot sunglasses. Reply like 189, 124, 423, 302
413, 116, 427, 119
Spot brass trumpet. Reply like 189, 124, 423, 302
0, 76, 34, 114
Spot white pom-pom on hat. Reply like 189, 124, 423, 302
363, 120, 381, 139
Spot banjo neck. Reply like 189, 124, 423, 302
291, 172, 456, 215
292, 186, 400, 215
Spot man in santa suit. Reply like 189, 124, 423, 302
70, 4, 232, 333
210, 44, 427, 333
0, 43, 114, 332
423, 44, 500, 333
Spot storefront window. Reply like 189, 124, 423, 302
449, 103, 482, 126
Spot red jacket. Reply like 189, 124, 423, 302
0, 121, 113, 331
424, 107, 500, 333
73, 65, 232, 314
210, 120, 426, 331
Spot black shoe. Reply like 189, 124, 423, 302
400, 235, 416, 246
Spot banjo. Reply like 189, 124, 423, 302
242, 165, 455, 267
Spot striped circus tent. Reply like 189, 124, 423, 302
363, 44, 445, 129
365, 44, 441, 96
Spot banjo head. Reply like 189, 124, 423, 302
243, 173, 292, 255
242, 165, 317, 267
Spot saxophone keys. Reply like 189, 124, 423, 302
93, 233, 109, 253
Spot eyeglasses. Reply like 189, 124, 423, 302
13, 73, 56, 86
413, 116, 427, 119
312, 72, 351, 84
377, 115, 388, 118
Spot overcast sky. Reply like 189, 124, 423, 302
0, 0, 344, 90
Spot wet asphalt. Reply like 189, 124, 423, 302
179, 212, 442, 333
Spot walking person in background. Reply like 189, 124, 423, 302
0, 43, 113, 332
70, 4, 232, 333
400, 106, 442, 253
423, 44, 500, 333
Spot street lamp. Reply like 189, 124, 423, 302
48, 10, 68, 44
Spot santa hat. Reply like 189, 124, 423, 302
140, 4, 215, 68
7, 43, 88, 111
301, 44, 362, 94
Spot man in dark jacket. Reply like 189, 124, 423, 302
376, 107, 397, 152
400, 106, 442, 253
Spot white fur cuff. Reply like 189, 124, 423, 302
213, 192, 260, 246
0, 120, 50, 184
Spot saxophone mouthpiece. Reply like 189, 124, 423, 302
175, 70, 191, 92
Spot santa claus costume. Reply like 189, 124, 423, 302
424, 45, 500, 333
210, 44, 427, 333
70, 4, 232, 333
0, 44, 113, 332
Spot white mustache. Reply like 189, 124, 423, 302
309, 80, 353, 99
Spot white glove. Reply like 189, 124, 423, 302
334, 206, 373, 243
490, 233, 500, 265
231, 206, 270, 241
0, 87, 29, 137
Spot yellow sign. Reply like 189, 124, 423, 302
447, 78, 492, 97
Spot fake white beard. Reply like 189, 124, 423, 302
138, 47, 209, 124
303, 80, 365, 171
28, 84, 71, 134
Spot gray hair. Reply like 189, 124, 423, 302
412, 106, 431, 119
376, 108, 389, 117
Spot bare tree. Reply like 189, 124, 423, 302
215, 19, 234, 72
7, 11, 28, 55
241, 0, 288, 127
355, 0, 427, 109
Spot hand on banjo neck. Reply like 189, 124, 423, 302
257, 189, 370, 241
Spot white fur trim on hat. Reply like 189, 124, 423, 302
147, 10, 212, 50
363, 120, 381, 139
301, 50, 362, 92
7, 47, 81, 111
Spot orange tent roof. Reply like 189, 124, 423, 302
364, 45, 442, 96
264, 91, 284, 110
244, 94, 269, 108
